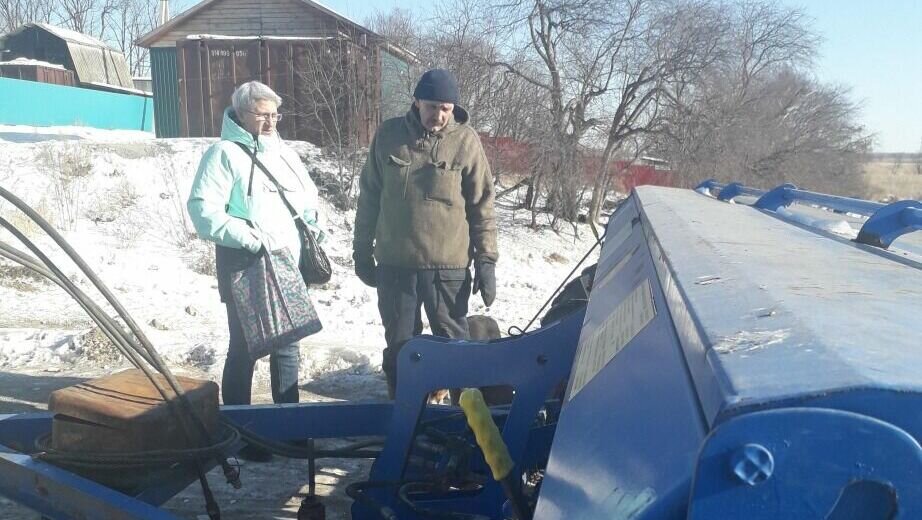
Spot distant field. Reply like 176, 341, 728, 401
862, 156, 922, 200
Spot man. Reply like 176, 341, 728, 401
353, 69, 498, 398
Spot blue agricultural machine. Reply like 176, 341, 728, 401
0, 182, 920, 519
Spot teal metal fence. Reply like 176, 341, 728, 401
150, 47, 180, 138
0, 77, 153, 132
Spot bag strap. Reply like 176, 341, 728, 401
233, 141, 302, 222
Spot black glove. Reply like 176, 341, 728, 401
354, 256, 377, 288
472, 259, 496, 307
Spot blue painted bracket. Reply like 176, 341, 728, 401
0, 443, 179, 519
716, 182, 767, 202
751, 183, 797, 210
355, 308, 585, 520
754, 184, 886, 216
688, 408, 922, 519
693, 180, 766, 202
856, 200, 922, 248
694, 179, 722, 195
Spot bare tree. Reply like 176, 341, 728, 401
652, 1, 869, 194
0, 0, 57, 33
477, 0, 631, 225
367, 7, 424, 118
584, 0, 728, 225
106, 0, 156, 76
290, 36, 373, 208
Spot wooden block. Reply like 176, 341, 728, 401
49, 369, 219, 453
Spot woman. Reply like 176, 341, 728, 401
187, 81, 322, 460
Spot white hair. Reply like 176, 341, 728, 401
231, 81, 282, 115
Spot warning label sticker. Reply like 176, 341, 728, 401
567, 279, 656, 400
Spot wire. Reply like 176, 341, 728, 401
33, 424, 240, 469
0, 186, 239, 516
227, 418, 383, 459
507, 229, 605, 336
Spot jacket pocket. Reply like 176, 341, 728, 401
384, 154, 412, 199
423, 162, 461, 206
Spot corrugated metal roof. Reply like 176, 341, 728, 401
0, 23, 135, 89
32, 22, 109, 48
65, 41, 134, 89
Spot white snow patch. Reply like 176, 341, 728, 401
777, 206, 859, 239
0, 58, 66, 69
712, 329, 790, 354
695, 186, 713, 197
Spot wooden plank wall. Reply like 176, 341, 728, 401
0, 65, 75, 86
152, 0, 340, 48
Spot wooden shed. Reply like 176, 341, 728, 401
0, 23, 134, 91
0, 57, 75, 86
137, 0, 412, 144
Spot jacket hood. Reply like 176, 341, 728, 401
406, 103, 470, 137
220, 107, 277, 152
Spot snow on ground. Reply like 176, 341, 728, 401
0, 127, 600, 398
0, 124, 155, 143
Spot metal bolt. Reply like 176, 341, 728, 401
536, 354, 548, 365
411, 352, 422, 362
731, 443, 774, 486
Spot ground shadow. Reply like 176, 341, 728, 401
0, 371, 89, 414
301, 368, 388, 402
0, 132, 81, 143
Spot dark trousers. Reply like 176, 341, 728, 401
222, 302, 300, 405
376, 266, 471, 396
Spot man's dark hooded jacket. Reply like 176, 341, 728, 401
353, 105, 498, 269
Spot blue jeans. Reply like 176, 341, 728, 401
222, 302, 301, 405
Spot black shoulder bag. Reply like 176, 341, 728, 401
235, 142, 332, 285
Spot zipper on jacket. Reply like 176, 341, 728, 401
403, 161, 410, 200
246, 134, 259, 196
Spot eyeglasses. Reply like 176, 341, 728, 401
245, 110, 283, 122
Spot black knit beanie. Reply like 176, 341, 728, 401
413, 69, 460, 104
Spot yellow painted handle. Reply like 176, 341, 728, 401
459, 388, 514, 481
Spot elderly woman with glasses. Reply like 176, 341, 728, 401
186, 81, 322, 461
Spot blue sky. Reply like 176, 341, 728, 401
320, 0, 921, 152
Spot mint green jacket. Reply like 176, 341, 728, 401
187, 108, 320, 261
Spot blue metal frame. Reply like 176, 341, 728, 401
0, 309, 585, 520
699, 180, 922, 249
694, 179, 723, 195
535, 184, 922, 519
856, 199, 922, 247
533, 193, 709, 520
753, 184, 882, 214
688, 408, 922, 519
354, 308, 585, 519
